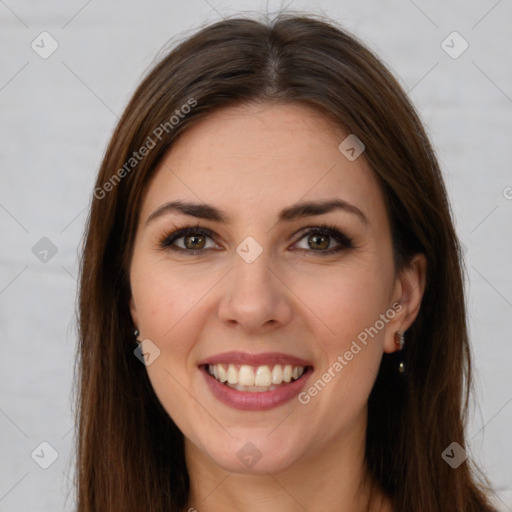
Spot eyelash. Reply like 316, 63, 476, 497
158, 222, 354, 257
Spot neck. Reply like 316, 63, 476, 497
183, 410, 391, 512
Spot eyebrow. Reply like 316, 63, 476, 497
145, 198, 369, 226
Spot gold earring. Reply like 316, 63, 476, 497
395, 331, 405, 374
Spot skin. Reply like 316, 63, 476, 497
129, 102, 426, 512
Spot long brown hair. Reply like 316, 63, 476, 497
76, 12, 497, 511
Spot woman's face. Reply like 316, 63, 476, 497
129, 102, 424, 475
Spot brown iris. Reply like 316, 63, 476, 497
184, 234, 206, 250
308, 233, 330, 250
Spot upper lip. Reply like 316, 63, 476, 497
198, 351, 313, 367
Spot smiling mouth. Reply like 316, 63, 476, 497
205, 363, 309, 392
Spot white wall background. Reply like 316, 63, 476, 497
0, 1, 511, 510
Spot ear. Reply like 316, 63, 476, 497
383, 253, 427, 353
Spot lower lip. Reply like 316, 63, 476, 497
200, 366, 313, 411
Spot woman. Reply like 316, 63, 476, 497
76, 12, 498, 512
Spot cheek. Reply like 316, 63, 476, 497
130, 261, 213, 433
130, 259, 225, 400
299, 260, 393, 345
293, 261, 393, 408
131, 259, 213, 340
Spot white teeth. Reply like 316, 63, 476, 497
227, 364, 238, 384
254, 365, 272, 386
271, 364, 283, 384
238, 365, 255, 386
217, 364, 227, 382
207, 363, 306, 390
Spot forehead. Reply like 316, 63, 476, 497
140, 102, 388, 230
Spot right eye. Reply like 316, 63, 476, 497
159, 226, 219, 254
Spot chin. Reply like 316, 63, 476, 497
189, 429, 305, 475
209, 445, 298, 475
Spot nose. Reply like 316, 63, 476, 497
217, 248, 293, 334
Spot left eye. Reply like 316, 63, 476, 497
295, 231, 341, 252
293, 225, 353, 254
